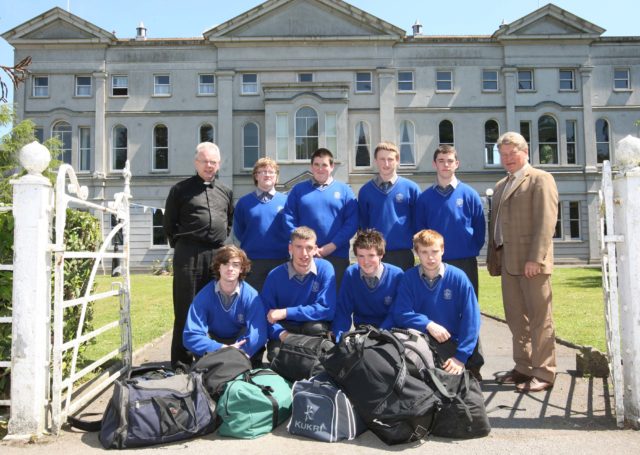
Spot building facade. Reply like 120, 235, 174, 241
3, 0, 639, 269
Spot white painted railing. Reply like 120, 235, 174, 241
0, 204, 13, 408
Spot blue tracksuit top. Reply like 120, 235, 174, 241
415, 181, 486, 261
183, 280, 267, 357
357, 177, 421, 251
391, 264, 480, 363
261, 258, 336, 340
332, 262, 404, 342
283, 179, 358, 259
233, 191, 289, 260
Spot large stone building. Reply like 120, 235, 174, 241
3, 0, 639, 269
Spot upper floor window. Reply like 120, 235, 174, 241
566, 120, 577, 164
559, 69, 575, 91
199, 124, 214, 143
439, 120, 454, 146
33, 76, 49, 97
397, 71, 414, 92
112, 75, 128, 96
596, 118, 610, 163
399, 120, 415, 166
517, 70, 534, 91
52, 121, 72, 164
295, 107, 318, 161
154, 75, 171, 96
298, 73, 313, 82
152, 210, 168, 246
482, 70, 499, 92
153, 124, 169, 170
484, 120, 500, 165
355, 72, 372, 93
241, 74, 258, 95
243, 122, 260, 168
79, 126, 91, 171
538, 115, 558, 164
355, 121, 371, 167
436, 70, 453, 92
198, 74, 215, 95
614, 68, 630, 90
75, 76, 92, 97
112, 125, 128, 170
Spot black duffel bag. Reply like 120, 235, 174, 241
192, 346, 252, 399
270, 333, 334, 382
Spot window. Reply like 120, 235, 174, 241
79, 127, 91, 171
569, 201, 581, 239
243, 122, 260, 168
538, 115, 558, 164
325, 113, 337, 157
154, 75, 171, 96
241, 74, 258, 95
554, 202, 562, 239
482, 70, 499, 91
439, 120, 454, 146
198, 74, 215, 95
298, 73, 313, 82
355, 72, 372, 93
33, 76, 49, 97
566, 120, 577, 164
199, 124, 214, 143
34, 127, 44, 143
75, 76, 92, 96
397, 71, 414, 91
399, 121, 415, 166
436, 70, 453, 92
596, 118, 610, 163
517, 70, 534, 91
52, 121, 72, 164
152, 210, 168, 246
112, 75, 128, 96
485, 120, 500, 165
559, 69, 575, 91
614, 68, 630, 90
112, 125, 128, 170
295, 107, 318, 161
153, 124, 168, 170
276, 114, 289, 161
355, 122, 370, 167
520, 121, 532, 161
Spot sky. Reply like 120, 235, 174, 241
1, 0, 638, 135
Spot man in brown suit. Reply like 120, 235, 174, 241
487, 131, 558, 393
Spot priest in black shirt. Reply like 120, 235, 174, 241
163, 142, 233, 369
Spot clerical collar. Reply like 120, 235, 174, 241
287, 260, 318, 280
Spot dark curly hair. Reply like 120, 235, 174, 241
352, 229, 386, 257
210, 245, 251, 281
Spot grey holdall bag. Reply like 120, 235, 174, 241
287, 372, 366, 442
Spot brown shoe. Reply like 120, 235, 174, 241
516, 377, 553, 393
495, 369, 531, 384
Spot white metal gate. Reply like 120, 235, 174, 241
0, 204, 13, 409
50, 162, 133, 433
599, 160, 625, 429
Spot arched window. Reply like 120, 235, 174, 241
538, 115, 558, 164
439, 120, 454, 146
243, 122, 260, 169
595, 119, 610, 163
399, 121, 415, 165
112, 125, 128, 170
153, 124, 168, 170
295, 107, 318, 160
52, 121, 72, 164
484, 120, 499, 165
355, 121, 370, 167
199, 124, 214, 143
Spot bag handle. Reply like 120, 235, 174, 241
425, 369, 473, 424
244, 371, 280, 430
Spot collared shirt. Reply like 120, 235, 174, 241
255, 187, 276, 202
509, 163, 529, 186
434, 175, 459, 196
287, 260, 318, 282
420, 263, 445, 289
360, 264, 384, 289
215, 281, 240, 310
312, 176, 334, 189
375, 174, 399, 192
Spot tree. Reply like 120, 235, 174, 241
1, 56, 31, 103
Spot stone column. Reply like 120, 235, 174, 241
215, 70, 235, 189
378, 68, 396, 143
93, 71, 108, 177
7, 142, 53, 439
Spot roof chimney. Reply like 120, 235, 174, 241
412, 20, 423, 36
136, 22, 147, 40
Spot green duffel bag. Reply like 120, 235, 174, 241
218, 368, 292, 439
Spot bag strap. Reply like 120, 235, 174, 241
245, 371, 280, 430
152, 395, 199, 434
67, 413, 102, 432
425, 369, 473, 423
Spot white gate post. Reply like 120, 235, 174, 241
7, 142, 53, 438
613, 135, 640, 429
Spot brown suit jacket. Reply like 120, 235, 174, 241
487, 165, 558, 276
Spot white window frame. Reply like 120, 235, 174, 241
295, 106, 319, 161
538, 114, 559, 165
152, 124, 169, 171
78, 126, 91, 172
112, 125, 128, 171
484, 119, 500, 166
198, 74, 215, 95
355, 72, 373, 93
243, 122, 260, 168
276, 113, 289, 161
398, 120, 416, 166
595, 118, 610, 163
298, 72, 313, 82
32, 75, 49, 97
52, 121, 72, 165
482, 69, 499, 92
569, 201, 581, 239
153, 74, 171, 96
354, 121, 371, 168
438, 120, 454, 146
517, 69, 534, 91
436, 70, 453, 92
559, 69, 575, 91
151, 210, 169, 247
75, 76, 92, 97
566, 120, 577, 165
397, 71, 415, 92
241, 73, 259, 95
614, 68, 630, 91
111, 75, 128, 97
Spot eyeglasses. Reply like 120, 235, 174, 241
197, 159, 219, 166
256, 170, 276, 176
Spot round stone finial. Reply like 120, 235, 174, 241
615, 135, 640, 172
19, 141, 51, 175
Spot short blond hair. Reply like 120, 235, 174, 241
413, 229, 444, 251
291, 226, 317, 244
496, 132, 528, 153
252, 157, 279, 186
374, 141, 400, 160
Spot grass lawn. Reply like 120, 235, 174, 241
479, 267, 606, 351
